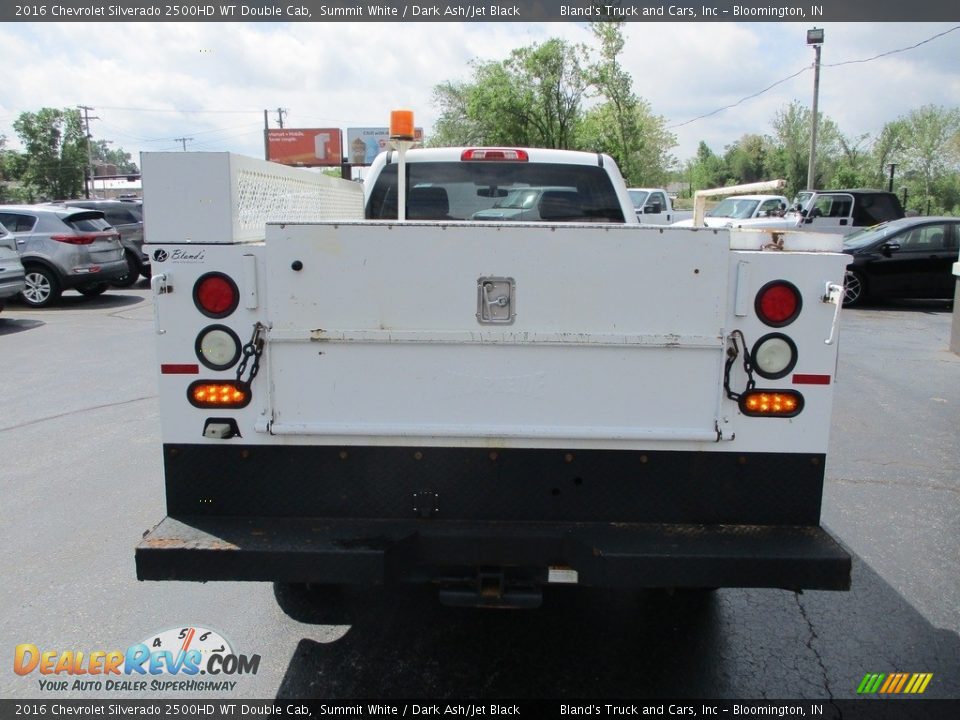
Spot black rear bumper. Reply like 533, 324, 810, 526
136, 516, 851, 591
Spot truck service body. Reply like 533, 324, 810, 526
136, 147, 851, 607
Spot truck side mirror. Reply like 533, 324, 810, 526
644, 202, 662, 214
881, 241, 900, 257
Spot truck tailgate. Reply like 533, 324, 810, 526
263, 223, 728, 444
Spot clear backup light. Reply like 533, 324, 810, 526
193, 273, 239, 318
751, 333, 798, 380
195, 325, 242, 371
755, 280, 802, 327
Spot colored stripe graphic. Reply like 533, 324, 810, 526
858, 672, 932, 694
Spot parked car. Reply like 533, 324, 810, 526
842, 216, 960, 306
58, 199, 148, 286
0, 205, 127, 308
671, 194, 789, 228
0, 221, 26, 314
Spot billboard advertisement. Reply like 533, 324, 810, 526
346, 127, 424, 165
267, 128, 342, 167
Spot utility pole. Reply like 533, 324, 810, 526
275, 107, 287, 129
887, 164, 897, 192
806, 28, 824, 191
77, 105, 99, 199
264, 109, 270, 160
174, 137, 193, 151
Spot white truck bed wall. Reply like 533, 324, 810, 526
141, 152, 364, 244
145, 153, 848, 455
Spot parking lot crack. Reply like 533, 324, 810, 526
0, 395, 157, 433
794, 592, 841, 715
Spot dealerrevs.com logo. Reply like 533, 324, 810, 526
13, 626, 260, 692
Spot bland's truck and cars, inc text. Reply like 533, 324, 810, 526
135, 135, 852, 608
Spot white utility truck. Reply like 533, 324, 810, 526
136, 145, 851, 607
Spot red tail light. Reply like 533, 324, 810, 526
460, 149, 529, 162
755, 280, 802, 327
193, 273, 239, 318
50, 231, 116, 245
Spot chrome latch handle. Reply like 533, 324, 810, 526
822, 282, 844, 345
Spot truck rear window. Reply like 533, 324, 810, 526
366, 162, 626, 223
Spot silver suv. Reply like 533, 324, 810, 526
59, 199, 148, 287
0, 205, 126, 308
0, 221, 26, 313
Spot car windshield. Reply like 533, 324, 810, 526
842, 219, 905, 250
628, 190, 649, 208
706, 198, 759, 219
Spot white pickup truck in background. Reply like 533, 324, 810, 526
737, 189, 906, 236
671, 194, 789, 228
136, 145, 851, 608
628, 187, 693, 224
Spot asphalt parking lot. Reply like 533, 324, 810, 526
1, 285, 958, 701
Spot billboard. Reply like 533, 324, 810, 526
267, 128, 342, 167
346, 127, 425, 165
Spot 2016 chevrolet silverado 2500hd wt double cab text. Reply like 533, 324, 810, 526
135, 141, 851, 608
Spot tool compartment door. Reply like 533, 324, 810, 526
263, 223, 729, 445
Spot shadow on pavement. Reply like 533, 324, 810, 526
0, 317, 45, 335
272, 556, 959, 700
8, 292, 146, 312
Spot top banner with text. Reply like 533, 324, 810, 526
4, 1, 958, 23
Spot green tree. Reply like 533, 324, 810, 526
581, 22, 676, 185
685, 141, 727, 191
765, 101, 840, 195
431, 38, 589, 149
898, 104, 960, 213
91, 140, 139, 174
723, 134, 770, 184
13, 107, 87, 200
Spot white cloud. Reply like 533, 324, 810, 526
1, 21, 957, 165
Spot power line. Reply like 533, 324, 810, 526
824, 25, 959, 67
665, 25, 960, 132
95, 106, 262, 115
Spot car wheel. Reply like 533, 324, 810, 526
20, 266, 62, 308
111, 252, 141, 288
843, 270, 866, 307
77, 282, 109, 297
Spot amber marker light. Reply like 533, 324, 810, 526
187, 381, 250, 408
739, 390, 804, 418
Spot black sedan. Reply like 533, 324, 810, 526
842, 216, 959, 306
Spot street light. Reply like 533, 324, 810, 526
806, 27, 824, 191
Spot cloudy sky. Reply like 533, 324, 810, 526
0, 20, 957, 167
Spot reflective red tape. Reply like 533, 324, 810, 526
161, 364, 200, 375
793, 373, 831, 385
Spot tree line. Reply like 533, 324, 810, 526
0, 107, 137, 203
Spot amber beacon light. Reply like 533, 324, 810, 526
390, 109, 415, 140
